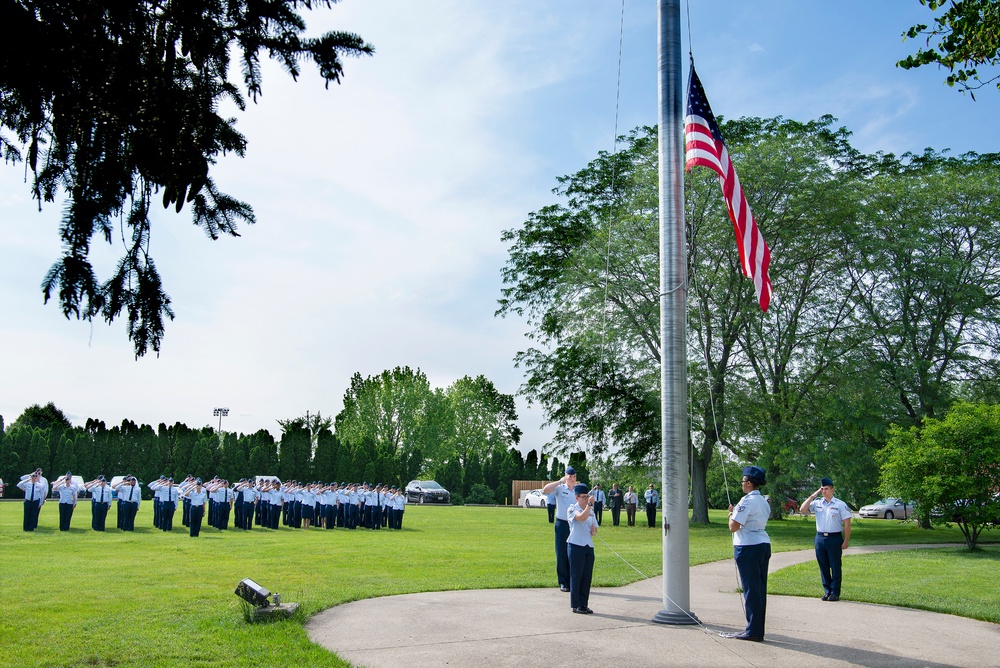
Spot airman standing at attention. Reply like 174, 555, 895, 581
720, 466, 771, 642
589, 483, 606, 526
644, 484, 659, 528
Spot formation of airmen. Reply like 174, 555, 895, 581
16, 469, 408, 537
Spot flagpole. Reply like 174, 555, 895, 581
653, 0, 697, 626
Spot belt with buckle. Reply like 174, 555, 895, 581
820, 532, 842, 537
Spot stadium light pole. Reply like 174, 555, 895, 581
213, 407, 230, 434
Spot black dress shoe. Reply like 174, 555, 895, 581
559, 585, 570, 592
822, 594, 830, 601
572, 607, 587, 614
579, 607, 594, 614
828, 594, 839, 601
719, 632, 763, 641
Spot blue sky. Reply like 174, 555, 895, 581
2, 1, 998, 455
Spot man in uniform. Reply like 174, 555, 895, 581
799, 477, 852, 601
17, 469, 47, 531
53, 472, 81, 531
86, 475, 113, 531
590, 483, 606, 525
607, 483, 624, 527
116, 476, 142, 531
644, 484, 659, 528
541, 466, 578, 592
160, 478, 180, 531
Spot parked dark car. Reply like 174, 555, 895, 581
405, 480, 451, 504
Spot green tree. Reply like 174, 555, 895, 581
549, 456, 562, 480
27, 429, 51, 472
11, 402, 72, 433
219, 431, 248, 481
278, 411, 334, 458
499, 118, 868, 521
877, 402, 1000, 549
189, 436, 215, 480
898, 0, 1000, 96
278, 423, 311, 482
312, 429, 338, 482
52, 433, 77, 475
463, 451, 485, 497
445, 375, 522, 465
845, 151, 1000, 424
568, 451, 589, 485
335, 367, 433, 461
467, 483, 495, 505
436, 458, 463, 504
523, 449, 539, 481
1, 1, 373, 356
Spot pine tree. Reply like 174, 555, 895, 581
53, 433, 77, 475
2, 3, 374, 356
189, 437, 215, 480
523, 449, 539, 481
312, 430, 338, 482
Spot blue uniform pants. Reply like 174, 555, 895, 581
547, 504, 555, 523
735, 542, 771, 637
190, 504, 204, 537
59, 502, 75, 531
554, 519, 570, 588
124, 501, 138, 531
814, 532, 843, 596
161, 501, 175, 531
567, 543, 595, 610
92, 501, 109, 531
23, 500, 40, 531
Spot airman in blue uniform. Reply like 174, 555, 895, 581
721, 466, 771, 642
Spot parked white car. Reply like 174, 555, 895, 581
523, 489, 548, 508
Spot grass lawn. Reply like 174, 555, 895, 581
0, 502, 994, 667
769, 544, 1000, 624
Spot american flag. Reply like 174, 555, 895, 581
685, 65, 772, 312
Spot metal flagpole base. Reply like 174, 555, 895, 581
652, 609, 700, 625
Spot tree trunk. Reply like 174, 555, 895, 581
690, 445, 710, 523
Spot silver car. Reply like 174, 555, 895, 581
859, 498, 914, 520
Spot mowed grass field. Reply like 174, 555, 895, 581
768, 544, 1000, 623
0, 501, 994, 667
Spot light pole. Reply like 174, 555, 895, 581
213, 407, 229, 433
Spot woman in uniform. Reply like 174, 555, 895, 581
721, 465, 771, 642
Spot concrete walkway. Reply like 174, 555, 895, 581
307, 544, 999, 667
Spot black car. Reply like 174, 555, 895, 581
405, 480, 451, 504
